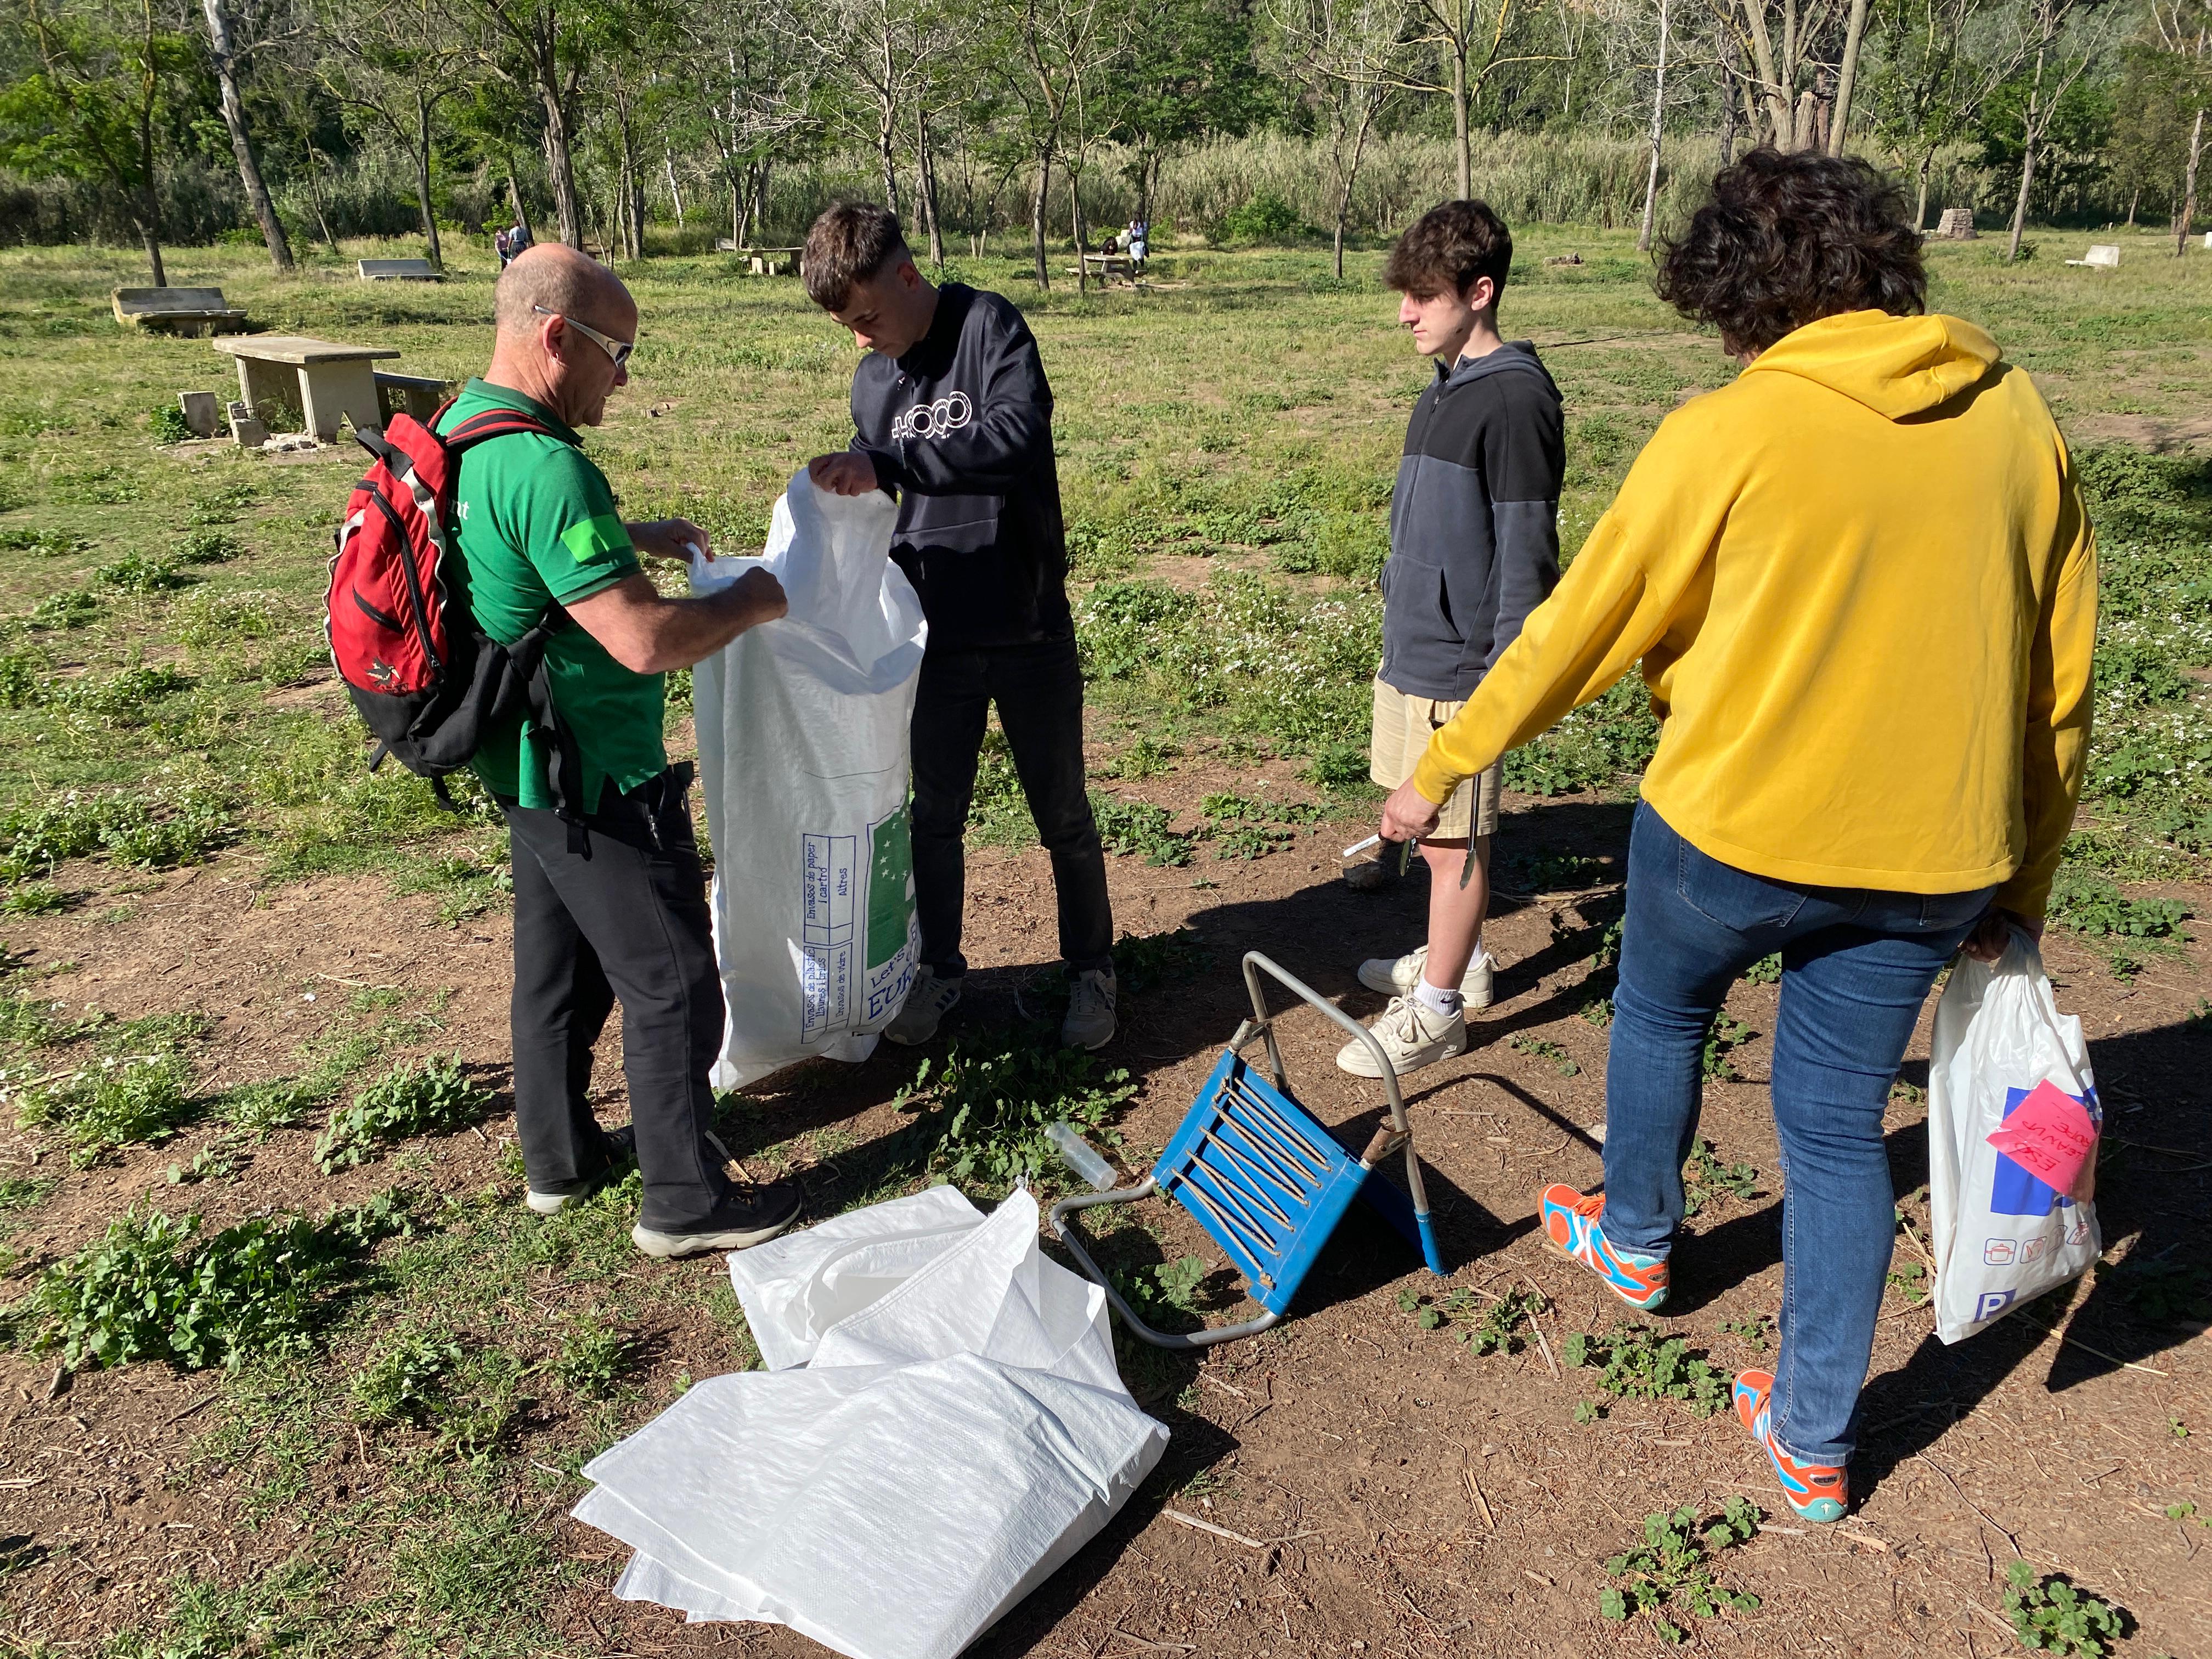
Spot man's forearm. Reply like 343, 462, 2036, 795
567, 571, 784, 674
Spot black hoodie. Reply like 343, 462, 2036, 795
1379, 341, 1565, 702
848, 283, 1071, 652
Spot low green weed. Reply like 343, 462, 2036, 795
1887, 1260, 1929, 1304
1743, 954, 1782, 985
1717, 1313, 1773, 1350
1107, 736, 1178, 779
352, 1329, 466, 1426
1598, 1498, 1763, 1643
26, 587, 101, 630
148, 402, 194, 444
1110, 927, 1210, 991
1091, 795, 1194, 865
1509, 1034, 1580, 1076
2001, 1561, 2128, 1656
15, 1190, 415, 1371
0, 786, 235, 879
315, 1053, 494, 1172
2046, 867, 2192, 975
891, 1028, 1136, 1193
1503, 850, 1611, 891
12, 1052, 198, 1165
1400, 1283, 1549, 1353
0, 881, 70, 915
964, 728, 1035, 847
556, 1316, 636, 1396
1681, 1137, 1757, 1217
176, 529, 245, 565
1110, 1255, 1208, 1327
219, 1076, 323, 1139
1198, 792, 1323, 860
1503, 678, 1659, 797
2094, 1254, 2210, 1325
1702, 1015, 1754, 1080
1565, 1324, 1729, 1419
97, 550, 194, 593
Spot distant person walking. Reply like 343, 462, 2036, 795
1340, 199, 1562, 1081
497, 219, 532, 268
1379, 150, 2096, 1521
801, 203, 1118, 1053
448, 243, 798, 1258
1125, 218, 1148, 272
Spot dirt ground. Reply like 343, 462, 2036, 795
2, 754, 2208, 1656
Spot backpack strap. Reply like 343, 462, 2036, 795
509, 605, 591, 854
442, 409, 557, 454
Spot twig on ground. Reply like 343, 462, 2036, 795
1160, 1509, 1269, 1549
1915, 1453, 2022, 1559
164, 1392, 218, 1424
2015, 1310, 2169, 1376
1522, 1279, 1561, 1381
1108, 1629, 1194, 1652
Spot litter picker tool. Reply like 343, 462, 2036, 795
1049, 951, 1447, 1348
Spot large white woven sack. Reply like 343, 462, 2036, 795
689, 473, 928, 1088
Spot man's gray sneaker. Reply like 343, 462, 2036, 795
631, 1179, 803, 1259
884, 966, 962, 1046
1061, 967, 1117, 1051
1336, 994, 1468, 1077
526, 1124, 636, 1216
1356, 943, 1497, 1009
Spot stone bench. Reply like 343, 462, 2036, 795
1931, 208, 1976, 240
113, 287, 249, 337
2064, 244, 2120, 268
375, 369, 454, 425
357, 258, 439, 281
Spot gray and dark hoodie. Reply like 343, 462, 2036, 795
1379, 342, 1565, 702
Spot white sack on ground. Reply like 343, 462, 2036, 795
574, 1188, 1169, 1659
1928, 930, 2103, 1345
690, 473, 928, 1088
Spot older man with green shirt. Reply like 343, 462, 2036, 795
444, 244, 797, 1258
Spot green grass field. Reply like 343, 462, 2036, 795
0, 225, 2207, 1654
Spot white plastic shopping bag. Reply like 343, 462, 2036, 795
690, 473, 928, 1087
572, 1188, 1169, 1659
1927, 929, 2103, 1344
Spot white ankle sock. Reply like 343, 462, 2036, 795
1414, 979, 1463, 1020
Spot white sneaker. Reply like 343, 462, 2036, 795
884, 966, 962, 1045
1357, 944, 1496, 1009
1336, 995, 1467, 1078
1061, 967, 1117, 1051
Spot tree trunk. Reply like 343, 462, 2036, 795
1333, 210, 1345, 279
917, 104, 945, 264
414, 90, 442, 269
539, 67, 583, 247
506, 157, 533, 241
306, 146, 338, 250
1031, 151, 1052, 290
878, 98, 901, 219
1451, 43, 1472, 198
1637, 0, 1669, 252
1717, 31, 1740, 167
1827, 0, 1871, 156
2006, 47, 2044, 262
731, 171, 745, 245
665, 149, 685, 229
142, 224, 166, 287
2127, 185, 2138, 228
1070, 164, 1088, 293
200, 0, 291, 270
1914, 149, 1933, 230
2178, 105, 2205, 257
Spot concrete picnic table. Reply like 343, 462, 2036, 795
213, 334, 399, 443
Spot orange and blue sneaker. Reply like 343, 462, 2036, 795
1733, 1369, 1848, 1523
1537, 1184, 1668, 1311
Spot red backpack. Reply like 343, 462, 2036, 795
326, 405, 584, 823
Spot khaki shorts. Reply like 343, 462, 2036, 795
1370, 676, 1501, 840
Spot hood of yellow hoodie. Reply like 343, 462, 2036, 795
1740, 310, 2001, 420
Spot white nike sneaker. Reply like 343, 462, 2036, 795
884, 966, 962, 1045
1336, 995, 1468, 1078
1356, 944, 1497, 1009
1060, 967, 1118, 1051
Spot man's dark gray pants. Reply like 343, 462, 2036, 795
501, 765, 732, 1231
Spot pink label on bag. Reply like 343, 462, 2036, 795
1986, 1079, 2100, 1201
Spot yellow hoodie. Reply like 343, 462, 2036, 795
1412, 310, 2096, 918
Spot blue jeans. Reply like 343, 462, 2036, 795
1602, 803, 1993, 1465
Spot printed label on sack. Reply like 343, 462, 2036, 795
800, 835, 857, 1041
861, 808, 919, 1025
1988, 1080, 2101, 1208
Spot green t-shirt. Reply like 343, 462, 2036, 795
437, 380, 664, 812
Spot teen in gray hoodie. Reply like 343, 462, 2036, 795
1341, 199, 1564, 1081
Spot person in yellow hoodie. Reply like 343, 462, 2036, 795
1378, 150, 2096, 1522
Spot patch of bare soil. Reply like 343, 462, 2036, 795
2, 771, 2208, 1656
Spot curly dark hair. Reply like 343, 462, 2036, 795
1655, 148, 1925, 357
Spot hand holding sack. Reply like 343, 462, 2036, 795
690, 473, 928, 1087
1927, 929, 2103, 1344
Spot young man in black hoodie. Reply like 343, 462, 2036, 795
802, 203, 1117, 1051
1340, 199, 1565, 1080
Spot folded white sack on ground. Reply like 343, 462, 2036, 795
690, 473, 928, 1090
574, 1188, 1168, 1659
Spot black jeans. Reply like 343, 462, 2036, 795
502, 765, 732, 1231
910, 635, 1114, 977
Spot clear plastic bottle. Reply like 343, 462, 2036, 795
1045, 1121, 1118, 1191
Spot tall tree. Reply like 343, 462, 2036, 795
1637, 0, 1669, 250
681, 4, 814, 249
448, 0, 603, 245
0, 0, 190, 282
1728, 0, 1846, 149
320, 0, 467, 266
1266, 0, 1406, 275
987, 0, 1120, 290
1826, 0, 1871, 149
1866, 0, 2030, 227
776, 0, 939, 216
2147, 0, 2210, 252
1393, 0, 1557, 194
200, 0, 292, 267
1111, 0, 1268, 223
2000, 0, 2108, 260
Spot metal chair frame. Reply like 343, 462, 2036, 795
1050, 951, 1446, 1349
